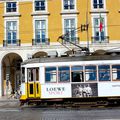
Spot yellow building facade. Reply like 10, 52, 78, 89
0, 0, 120, 97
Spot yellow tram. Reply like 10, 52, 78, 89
20, 55, 120, 105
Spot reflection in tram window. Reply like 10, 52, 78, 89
85, 66, 97, 81
112, 65, 120, 81
27, 68, 39, 82
71, 66, 84, 82
22, 67, 25, 82
45, 67, 57, 82
98, 65, 110, 81
58, 66, 70, 82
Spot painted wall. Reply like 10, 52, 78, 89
19, 1, 33, 44
0, 0, 120, 45
107, 0, 120, 41
0, 3, 4, 45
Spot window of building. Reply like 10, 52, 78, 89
64, 18, 76, 42
58, 66, 70, 82
92, 15, 108, 43
6, 2, 17, 12
85, 66, 97, 81
6, 21, 17, 44
35, 20, 46, 44
112, 65, 120, 81
34, 0, 46, 11
63, 0, 75, 10
71, 66, 84, 82
98, 65, 110, 81
45, 67, 57, 82
93, 0, 104, 9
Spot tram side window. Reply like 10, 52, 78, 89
112, 65, 120, 81
71, 66, 84, 82
45, 67, 57, 82
98, 65, 110, 81
22, 67, 25, 82
85, 66, 97, 81
58, 66, 70, 82
27, 68, 39, 81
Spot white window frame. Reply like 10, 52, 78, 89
91, 14, 108, 43
4, 17, 19, 42
33, 0, 48, 13
91, 0, 106, 10
62, 15, 78, 41
62, 0, 77, 11
33, 16, 48, 42
4, 1, 19, 14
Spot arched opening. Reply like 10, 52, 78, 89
2, 53, 23, 97
32, 51, 48, 58
92, 49, 107, 56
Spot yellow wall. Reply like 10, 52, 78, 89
48, 0, 62, 42
77, 0, 91, 42
0, 3, 4, 45
19, 2, 33, 44
107, 0, 120, 41
1, 1, 120, 45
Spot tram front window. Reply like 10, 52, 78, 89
27, 68, 39, 81
112, 65, 120, 81
85, 66, 97, 81
58, 66, 70, 82
45, 67, 57, 82
71, 66, 84, 82
98, 65, 110, 81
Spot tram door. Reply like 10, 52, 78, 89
27, 68, 40, 98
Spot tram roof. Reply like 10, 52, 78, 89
21, 55, 120, 65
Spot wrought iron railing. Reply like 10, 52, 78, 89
3, 39, 21, 47
91, 36, 109, 43
32, 38, 50, 46
62, 37, 80, 44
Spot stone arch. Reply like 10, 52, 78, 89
92, 49, 107, 55
1, 52, 23, 96
32, 51, 48, 58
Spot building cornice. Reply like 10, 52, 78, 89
60, 11, 79, 15
31, 12, 50, 16
90, 10, 109, 14
3, 13, 21, 17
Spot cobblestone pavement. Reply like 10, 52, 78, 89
0, 97, 120, 120
0, 96, 20, 108
0, 107, 120, 120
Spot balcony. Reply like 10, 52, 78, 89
91, 36, 109, 43
32, 38, 50, 46
62, 37, 80, 44
3, 39, 21, 47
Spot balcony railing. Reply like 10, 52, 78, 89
3, 39, 21, 47
62, 37, 80, 44
32, 38, 50, 46
91, 36, 109, 43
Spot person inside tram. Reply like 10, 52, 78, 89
72, 72, 83, 82
100, 71, 110, 81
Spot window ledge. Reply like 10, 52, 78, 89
60, 10, 79, 15
31, 12, 50, 16
3, 13, 21, 17
90, 10, 109, 14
